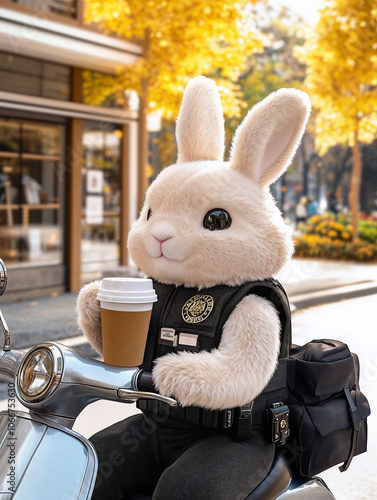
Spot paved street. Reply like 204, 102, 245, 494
291, 295, 377, 500
0, 258, 376, 498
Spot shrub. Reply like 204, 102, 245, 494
294, 213, 377, 261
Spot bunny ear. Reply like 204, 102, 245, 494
176, 76, 225, 163
229, 89, 311, 187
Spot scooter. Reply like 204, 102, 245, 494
0, 258, 335, 499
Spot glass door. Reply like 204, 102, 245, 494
0, 118, 65, 267
81, 122, 122, 282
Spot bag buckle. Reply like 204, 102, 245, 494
233, 401, 253, 441
267, 402, 290, 446
343, 386, 361, 431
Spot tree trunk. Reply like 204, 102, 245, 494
328, 147, 351, 204
300, 144, 309, 196
348, 127, 362, 241
281, 174, 287, 215
138, 96, 149, 212
137, 30, 150, 213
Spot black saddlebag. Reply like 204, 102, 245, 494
286, 339, 370, 476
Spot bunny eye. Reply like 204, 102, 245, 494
203, 209, 232, 231
147, 208, 152, 221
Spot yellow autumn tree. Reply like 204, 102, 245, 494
84, 0, 263, 119
300, 0, 377, 240
84, 0, 264, 206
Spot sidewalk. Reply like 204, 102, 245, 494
278, 257, 377, 296
0, 292, 81, 350
278, 258, 377, 309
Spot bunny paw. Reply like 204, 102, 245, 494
76, 280, 103, 354
152, 350, 235, 410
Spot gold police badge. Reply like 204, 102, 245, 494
182, 294, 214, 323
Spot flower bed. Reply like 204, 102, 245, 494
294, 214, 377, 261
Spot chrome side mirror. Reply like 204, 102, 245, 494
0, 259, 11, 351
0, 259, 6, 297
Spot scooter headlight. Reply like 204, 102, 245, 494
17, 344, 63, 403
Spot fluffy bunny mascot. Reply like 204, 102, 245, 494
77, 76, 310, 499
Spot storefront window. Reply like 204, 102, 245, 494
0, 118, 65, 267
81, 122, 121, 281
0, 52, 71, 101
5, 0, 77, 18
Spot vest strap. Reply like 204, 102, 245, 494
137, 399, 235, 429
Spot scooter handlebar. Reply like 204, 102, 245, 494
0, 348, 24, 383
136, 370, 155, 392
118, 370, 177, 407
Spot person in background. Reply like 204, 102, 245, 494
307, 196, 318, 219
295, 196, 308, 226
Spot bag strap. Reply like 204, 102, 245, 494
339, 386, 361, 472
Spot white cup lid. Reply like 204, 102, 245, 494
97, 277, 157, 304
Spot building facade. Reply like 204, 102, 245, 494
0, 0, 144, 300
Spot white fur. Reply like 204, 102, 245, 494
76, 280, 102, 354
176, 76, 225, 163
153, 295, 280, 410
77, 77, 311, 409
229, 88, 311, 187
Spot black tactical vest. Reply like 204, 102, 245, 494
137, 279, 292, 438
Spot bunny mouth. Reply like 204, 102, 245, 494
147, 240, 188, 263
155, 250, 186, 263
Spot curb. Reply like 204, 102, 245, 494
290, 281, 377, 312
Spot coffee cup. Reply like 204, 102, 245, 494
96, 277, 157, 367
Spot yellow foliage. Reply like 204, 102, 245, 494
294, 214, 377, 261
299, 0, 377, 153
82, 71, 122, 107
341, 231, 351, 240
294, 232, 377, 261
84, 0, 263, 118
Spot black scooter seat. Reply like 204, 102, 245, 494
127, 448, 292, 500
245, 447, 292, 499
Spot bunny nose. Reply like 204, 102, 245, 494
150, 223, 175, 243
154, 235, 171, 244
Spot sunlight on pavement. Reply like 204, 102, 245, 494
292, 294, 377, 500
